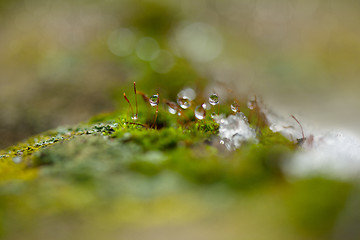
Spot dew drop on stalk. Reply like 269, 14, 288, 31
167, 102, 177, 114
211, 112, 217, 119
168, 106, 177, 115
209, 93, 219, 105
231, 102, 239, 112
177, 96, 191, 109
149, 94, 159, 107
195, 105, 206, 120
202, 103, 211, 110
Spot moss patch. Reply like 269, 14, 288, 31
0, 106, 356, 240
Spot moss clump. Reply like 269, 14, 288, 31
0, 99, 356, 240
0, 122, 118, 183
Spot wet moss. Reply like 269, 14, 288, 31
0, 104, 355, 239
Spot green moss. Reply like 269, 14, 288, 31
259, 127, 296, 148
0, 99, 356, 239
191, 119, 220, 135
0, 122, 119, 184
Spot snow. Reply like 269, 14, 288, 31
284, 131, 360, 179
216, 113, 258, 151
264, 108, 360, 179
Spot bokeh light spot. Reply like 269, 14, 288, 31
136, 37, 160, 61
175, 22, 223, 62
107, 28, 136, 57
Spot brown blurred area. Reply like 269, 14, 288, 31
0, 0, 127, 148
1, 0, 360, 148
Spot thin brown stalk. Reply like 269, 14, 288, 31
134, 82, 138, 120
123, 93, 134, 121
291, 115, 305, 139
136, 91, 149, 102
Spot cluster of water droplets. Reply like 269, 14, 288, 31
161, 89, 257, 120
206, 93, 218, 119
145, 88, 259, 150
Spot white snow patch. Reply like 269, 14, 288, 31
284, 131, 360, 179
216, 113, 258, 151
264, 107, 360, 180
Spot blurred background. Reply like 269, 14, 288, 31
1, 0, 360, 148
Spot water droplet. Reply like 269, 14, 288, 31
149, 94, 159, 107
195, 105, 206, 120
131, 115, 138, 121
209, 93, 219, 105
177, 88, 196, 101
220, 140, 224, 145
177, 97, 191, 109
211, 112, 217, 119
230, 102, 239, 112
167, 102, 178, 114
107, 28, 136, 57
202, 103, 211, 110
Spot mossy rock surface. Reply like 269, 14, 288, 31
0, 110, 358, 240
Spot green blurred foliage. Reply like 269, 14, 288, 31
286, 177, 353, 235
